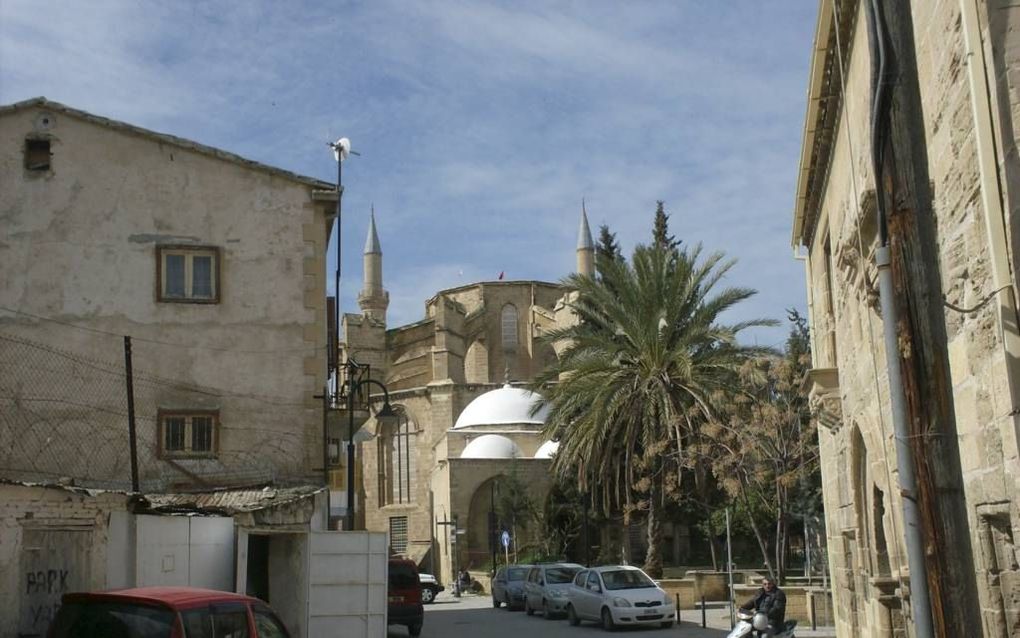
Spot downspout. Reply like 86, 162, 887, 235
865, 2, 935, 636
958, 0, 1020, 455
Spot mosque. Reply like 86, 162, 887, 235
336, 208, 597, 584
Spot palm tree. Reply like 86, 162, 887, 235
534, 243, 774, 577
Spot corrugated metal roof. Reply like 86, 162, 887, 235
142, 485, 324, 515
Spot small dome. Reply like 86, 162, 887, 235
460, 435, 523, 459
454, 384, 549, 429
534, 440, 559, 459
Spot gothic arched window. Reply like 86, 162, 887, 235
501, 304, 518, 351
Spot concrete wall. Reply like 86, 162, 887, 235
797, 2, 1020, 637
0, 102, 332, 491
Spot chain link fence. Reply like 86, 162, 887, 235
0, 327, 318, 492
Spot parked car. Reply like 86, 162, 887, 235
47, 586, 291, 638
418, 572, 444, 604
389, 558, 424, 636
523, 562, 583, 618
565, 565, 676, 630
491, 564, 532, 610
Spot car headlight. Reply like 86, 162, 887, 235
549, 589, 567, 598
663, 593, 672, 605
612, 597, 632, 608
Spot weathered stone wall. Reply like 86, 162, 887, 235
0, 103, 331, 491
798, 2, 1020, 637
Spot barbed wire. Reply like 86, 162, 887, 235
0, 327, 321, 492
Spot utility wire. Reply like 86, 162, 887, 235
0, 306, 328, 354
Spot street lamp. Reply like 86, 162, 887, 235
341, 358, 398, 530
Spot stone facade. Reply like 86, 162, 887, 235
793, 2, 1020, 637
342, 209, 597, 584
0, 98, 336, 491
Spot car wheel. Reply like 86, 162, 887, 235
409, 622, 422, 637
493, 596, 501, 608
568, 604, 581, 627
422, 587, 435, 604
525, 599, 535, 616
601, 607, 615, 632
660, 620, 674, 629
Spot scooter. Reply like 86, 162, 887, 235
725, 609, 798, 638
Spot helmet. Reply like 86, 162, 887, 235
752, 613, 770, 631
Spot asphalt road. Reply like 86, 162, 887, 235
387, 592, 733, 638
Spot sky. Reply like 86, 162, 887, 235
0, 1, 817, 348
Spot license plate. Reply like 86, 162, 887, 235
637, 614, 662, 621
389, 596, 405, 603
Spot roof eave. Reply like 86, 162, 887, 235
792, 1, 835, 248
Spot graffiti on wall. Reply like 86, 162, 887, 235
19, 528, 91, 637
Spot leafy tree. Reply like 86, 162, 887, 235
534, 242, 773, 577
694, 314, 816, 582
596, 224, 623, 264
652, 201, 680, 251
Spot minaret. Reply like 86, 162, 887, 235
576, 200, 595, 277
358, 208, 389, 323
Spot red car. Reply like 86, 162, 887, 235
388, 559, 423, 637
47, 587, 291, 638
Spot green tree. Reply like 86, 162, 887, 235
596, 224, 623, 264
652, 201, 679, 251
535, 243, 773, 577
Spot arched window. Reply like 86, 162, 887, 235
390, 409, 416, 504
501, 304, 518, 351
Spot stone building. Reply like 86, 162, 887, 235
340, 208, 599, 583
0, 97, 337, 491
792, 2, 1020, 636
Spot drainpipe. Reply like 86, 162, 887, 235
958, 0, 1020, 454
875, 247, 934, 638
865, 2, 934, 635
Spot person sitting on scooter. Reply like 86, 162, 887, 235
740, 576, 786, 636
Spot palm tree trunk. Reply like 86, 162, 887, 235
644, 475, 664, 578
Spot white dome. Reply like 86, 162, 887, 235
454, 384, 549, 429
534, 440, 560, 459
460, 435, 523, 460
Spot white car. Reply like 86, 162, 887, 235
565, 565, 675, 630
418, 573, 444, 604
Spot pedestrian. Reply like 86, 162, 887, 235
740, 576, 786, 637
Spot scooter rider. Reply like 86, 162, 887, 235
740, 576, 786, 637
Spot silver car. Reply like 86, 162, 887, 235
492, 564, 532, 610
523, 563, 583, 618
565, 565, 676, 630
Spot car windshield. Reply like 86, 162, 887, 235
49, 601, 175, 638
508, 568, 528, 581
601, 569, 657, 590
545, 567, 580, 584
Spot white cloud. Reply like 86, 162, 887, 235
1, 0, 817, 342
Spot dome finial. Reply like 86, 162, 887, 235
503, 364, 511, 387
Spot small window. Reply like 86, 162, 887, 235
157, 245, 220, 303
24, 138, 51, 172
159, 411, 219, 458
389, 516, 409, 555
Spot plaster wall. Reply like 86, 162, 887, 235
0, 484, 132, 638
0, 104, 330, 490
